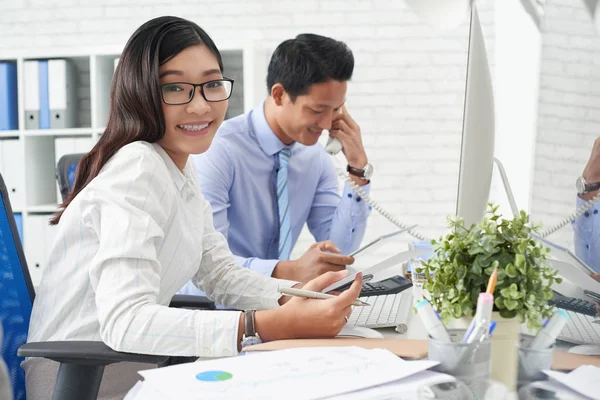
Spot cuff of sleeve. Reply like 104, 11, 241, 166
257, 278, 299, 309
195, 310, 242, 357
342, 182, 372, 217
574, 196, 597, 234
245, 258, 279, 277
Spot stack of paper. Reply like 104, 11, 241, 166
543, 365, 600, 400
125, 347, 439, 400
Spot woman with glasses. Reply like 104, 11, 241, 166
23, 16, 362, 399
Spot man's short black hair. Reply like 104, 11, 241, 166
267, 33, 354, 101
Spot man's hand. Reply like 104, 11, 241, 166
329, 106, 369, 186
273, 240, 354, 283
581, 138, 600, 200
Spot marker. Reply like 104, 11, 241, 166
416, 299, 451, 342
462, 293, 494, 343
464, 293, 494, 343
529, 309, 569, 350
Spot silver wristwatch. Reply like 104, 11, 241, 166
576, 175, 600, 195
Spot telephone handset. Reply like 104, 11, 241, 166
323, 112, 428, 240
325, 137, 343, 156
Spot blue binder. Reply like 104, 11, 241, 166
14, 212, 23, 245
38, 60, 50, 129
0, 62, 18, 130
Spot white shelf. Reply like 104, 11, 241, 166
0, 130, 20, 138
23, 128, 94, 137
26, 204, 60, 213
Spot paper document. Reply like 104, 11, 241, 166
525, 380, 591, 400
326, 370, 455, 400
545, 365, 600, 400
324, 249, 428, 293
135, 347, 438, 400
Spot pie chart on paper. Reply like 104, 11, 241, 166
195, 371, 233, 382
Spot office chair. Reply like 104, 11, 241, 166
55, 153, 215, 311
0, 173, 214, 399
56, 153, 86, 204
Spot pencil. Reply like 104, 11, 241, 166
486, 266, 499, 295
278, 287, 370, 307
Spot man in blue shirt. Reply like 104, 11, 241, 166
180, 34, 372, 296
573, 138, 600, 291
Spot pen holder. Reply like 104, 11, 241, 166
428, 330, 491, 399
517, 344, 554, 389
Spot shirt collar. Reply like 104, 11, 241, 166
250, 100, 295, 156
151, 142, 196, 194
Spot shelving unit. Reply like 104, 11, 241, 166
0, 43, 271, 287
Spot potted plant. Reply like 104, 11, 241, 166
417, 203, 562, 390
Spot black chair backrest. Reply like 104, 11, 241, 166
56, 153, 86, 202
0, 173, 35, 399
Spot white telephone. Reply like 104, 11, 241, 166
324, 132, 428, 241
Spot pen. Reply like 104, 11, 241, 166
529, 309, 569, 350
416, 299, 452, 342
278, 287, 370, 307
486, 266, 499, 295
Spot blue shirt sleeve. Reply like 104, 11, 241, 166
306, 154, 371, 255
192, 139, 280, 278
573, 196, 600, 273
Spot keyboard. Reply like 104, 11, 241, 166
348, 290, 413, 331
558, 310, 600, 346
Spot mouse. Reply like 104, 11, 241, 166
336, 326, 383, 339
568, 344, 600, 356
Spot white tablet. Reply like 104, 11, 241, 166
348, 225, 417, 257
323, 248, 429, 293
532, 234, 600, 297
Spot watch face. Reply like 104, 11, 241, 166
363, 163, 374, 180
241, 336, 262, 349
576, 176, 586, 194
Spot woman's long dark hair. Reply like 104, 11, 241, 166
51, 16, 223, 225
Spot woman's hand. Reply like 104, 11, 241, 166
284, 270, 363, 338
257, 270, 363, 342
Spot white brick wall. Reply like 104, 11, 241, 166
0, 0, 496, 266
531, 0, 600, 249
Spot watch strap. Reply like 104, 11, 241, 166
347, 164, 365, 179
586, 181, 600, 193
244, 310, 256, 338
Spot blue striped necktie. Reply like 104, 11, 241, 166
277, 147, 292, 260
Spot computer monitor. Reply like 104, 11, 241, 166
455, 5, 496, 228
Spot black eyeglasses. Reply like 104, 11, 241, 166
160, 78, 234, 105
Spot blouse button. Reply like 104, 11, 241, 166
202, 347, 211, 356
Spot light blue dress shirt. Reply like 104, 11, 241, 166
179, 102, 371, 296
573, 196, 600, 273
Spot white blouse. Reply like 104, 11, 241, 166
27, 141, 295, 358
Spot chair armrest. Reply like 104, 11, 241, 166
18, 341, 168, 366
169, 294, 216, 310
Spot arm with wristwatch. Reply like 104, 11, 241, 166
236, 270, 363, 350
574, 138, 600, 272
273, 106, 372, 283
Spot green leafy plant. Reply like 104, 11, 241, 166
417, 204, 561, 330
